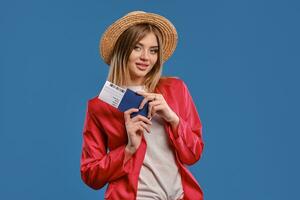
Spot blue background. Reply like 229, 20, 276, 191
1, 0, 299, 199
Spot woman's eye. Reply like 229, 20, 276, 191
150, 49, 158, 54
134, 46, 141, 51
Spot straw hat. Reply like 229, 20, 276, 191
99, 11, 178, 65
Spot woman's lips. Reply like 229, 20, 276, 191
136, 63, 149, 70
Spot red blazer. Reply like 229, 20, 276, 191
80, 77, 204, 200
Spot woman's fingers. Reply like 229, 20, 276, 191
131, 114, 152, 125
126, 112, 152, 134
139, 96, 153, 110
150, 104, 164, 119
136, 121, 151, 133
130, 121, 150, 134
124, 108, 139, 122
147, 100, 161, 119
136, 91, 157, 110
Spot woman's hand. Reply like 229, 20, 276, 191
124, 108, 152, 154
136, 91, 179, 124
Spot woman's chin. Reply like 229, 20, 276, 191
135, 69, 148, 76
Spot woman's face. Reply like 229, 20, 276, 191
127, 32, 159, 85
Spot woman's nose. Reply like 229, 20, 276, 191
140, 49, 150, 60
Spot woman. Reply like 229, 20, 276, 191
80, 11, 204, 200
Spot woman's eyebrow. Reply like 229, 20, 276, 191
137, 42, 158, 48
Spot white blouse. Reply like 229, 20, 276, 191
126, 85, 184, 200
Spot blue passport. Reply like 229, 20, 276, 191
98, 81, 149, 118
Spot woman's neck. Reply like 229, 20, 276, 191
127, 76, 145, 86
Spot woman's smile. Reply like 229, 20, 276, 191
136, 62, 150, 70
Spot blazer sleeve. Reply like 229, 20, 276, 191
80, 101, 133, 190
164, 80, 204, 165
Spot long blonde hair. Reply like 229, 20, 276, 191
107, 23, 163, 92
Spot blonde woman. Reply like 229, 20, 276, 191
80, 11, 204, 200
